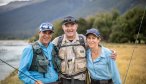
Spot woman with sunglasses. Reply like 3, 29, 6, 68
86, 28, 122, 84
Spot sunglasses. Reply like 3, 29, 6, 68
63, 16, 77, 23
40, 23, 53, 31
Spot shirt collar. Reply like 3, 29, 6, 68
97, 46, 106, 58
87, 46, 106, 62
88, 45, 105, 57
62, 32, 79, 44
37, 41, 50, 48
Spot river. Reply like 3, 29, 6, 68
0, 40, 28, 80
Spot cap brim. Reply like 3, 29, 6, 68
40, 29, 54, 32
86, 33, 99, 37
63, 21, 76, 25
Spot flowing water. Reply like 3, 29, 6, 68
0, 40, 28, 80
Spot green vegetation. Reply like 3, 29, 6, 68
29, 7, 146, 43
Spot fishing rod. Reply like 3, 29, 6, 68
0, 58, 60, 84
0, 58, 39, 83
123, 6, 146, 84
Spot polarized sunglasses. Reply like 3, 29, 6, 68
40, 23, 54, 31
63, 16, 77, 23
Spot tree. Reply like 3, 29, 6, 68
92, 10, 120, 42
77, 18, 89, 35
52, 19, 63, 39
123, 7, 146, 43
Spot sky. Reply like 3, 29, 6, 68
0, 0, 30, 6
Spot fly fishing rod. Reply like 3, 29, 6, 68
123, 6, 146, 84
0, 58, 59, 84
0, 58, 38, 83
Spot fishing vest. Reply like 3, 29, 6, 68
29, 42, 49, 74
53, 34, 87, 77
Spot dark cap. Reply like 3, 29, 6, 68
86, 28, 100, 37
39, 22, 54, 32
62, 16, 77, 25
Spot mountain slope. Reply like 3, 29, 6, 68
0, 0, 145, 39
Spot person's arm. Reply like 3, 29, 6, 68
18, 45, 38, 84
108, 54, 122, 84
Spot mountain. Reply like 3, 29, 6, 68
0, 0, 145, 39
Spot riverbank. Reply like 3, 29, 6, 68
0, 70, 22, 84
0, 40, 28, 80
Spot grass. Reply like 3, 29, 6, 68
0, 70, 22, 84
103, 43, 146, 84
0, 43, 146, 84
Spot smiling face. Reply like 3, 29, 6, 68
39, 30, 53, 47
62, 22, 78, 40
86, 34, 101, 49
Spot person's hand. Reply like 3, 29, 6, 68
111, 50, 117, 60
35, 80, 43, 84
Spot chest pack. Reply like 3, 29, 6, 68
52, 34, 87, 77
29, 42, 49, 74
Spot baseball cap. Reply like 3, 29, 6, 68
85, 28, 100, 37
39, 22, 54, 32
62, 16, 77, 25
